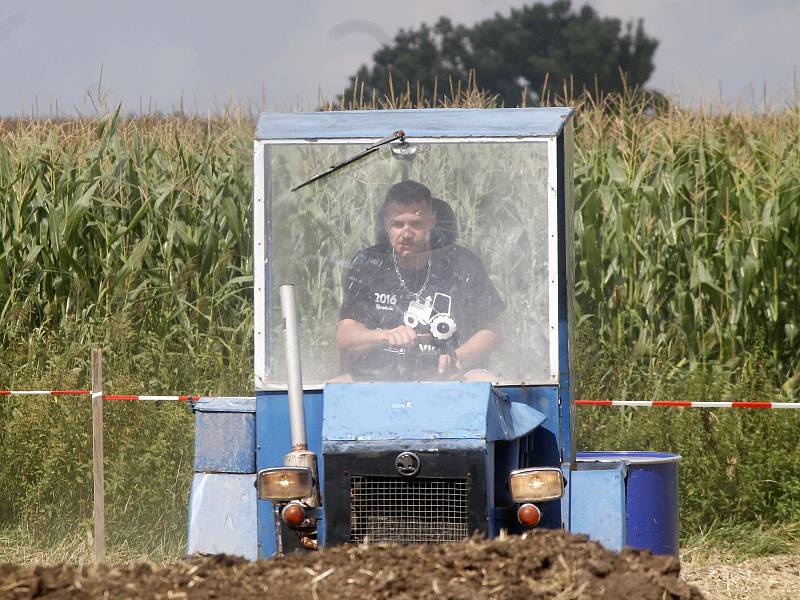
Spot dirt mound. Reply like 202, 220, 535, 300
1, 529, 702, 599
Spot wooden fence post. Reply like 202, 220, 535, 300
91, 347, 106, 562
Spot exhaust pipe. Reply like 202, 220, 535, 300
279, 284, 320, 507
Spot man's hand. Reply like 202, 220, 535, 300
381, 325, 417, 347
437, 352, 462, 376
337, 319, 412, 353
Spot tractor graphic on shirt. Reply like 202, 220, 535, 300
402, 292, 457, 341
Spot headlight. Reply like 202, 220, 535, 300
509, 467, 565, 502
257, 467, 313, 501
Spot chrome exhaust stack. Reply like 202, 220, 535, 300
278, 284, 320, 508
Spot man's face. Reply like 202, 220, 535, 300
384, 200, 437, 257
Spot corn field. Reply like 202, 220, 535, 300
575, 99, 800, 394
2, 96, 799, 392
0, 110, 254, 391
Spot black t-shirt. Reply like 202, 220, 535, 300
339, 243, 505, 380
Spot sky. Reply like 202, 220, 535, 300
0, 0, 798, 116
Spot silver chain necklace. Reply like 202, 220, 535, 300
392, 248, 431, 298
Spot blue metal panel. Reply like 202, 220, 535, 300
626, 461, 680, 555
579, 452, 681, 556
187, 473, 257, 559
322, 438, 485, 454
256, 108, 573, 141
324, 381, 484, 441
556, 131, 575, 469
194, 396, 255, 413
256, 389, 325, 558
485, 442, 497, 536
501, 386, 560, 466
490, 394, 547, 442
555, 131, 576, 530
570, 463, 627, 551
194, 412, 256, 473
323, 382, 544, 442
501, 385, 566, 529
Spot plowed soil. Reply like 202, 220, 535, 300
0, 529, 702, 599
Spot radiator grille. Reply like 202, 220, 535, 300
349, 475, 469, 544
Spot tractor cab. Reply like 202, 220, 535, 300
254, 109, 565, 388
187, 108, 680, 560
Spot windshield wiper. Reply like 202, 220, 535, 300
291, 130, 405, 192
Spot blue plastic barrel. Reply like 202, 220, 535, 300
576, 451, 681, 555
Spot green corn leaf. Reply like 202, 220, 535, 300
113, 234, 152, 287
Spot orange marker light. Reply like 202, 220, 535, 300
282, 502, 306, 527
517, 503, 542, 527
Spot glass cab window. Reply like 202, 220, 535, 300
265, 139, 553, 386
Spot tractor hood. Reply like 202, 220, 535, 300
322, 382, 545, 442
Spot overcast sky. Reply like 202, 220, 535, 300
1, 0, 798, 116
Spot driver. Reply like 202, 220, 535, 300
336, 180, 505, 381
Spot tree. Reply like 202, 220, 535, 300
343, 1, 658, 106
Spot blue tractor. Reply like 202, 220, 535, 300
187, 108, 680, 559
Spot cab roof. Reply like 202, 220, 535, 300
255, 107, 573, 141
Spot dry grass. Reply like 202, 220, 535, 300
0, 524, 183, 565
682, 553, 800, 600
680, 524, 800, 599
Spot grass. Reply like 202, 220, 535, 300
681, 529, 800, 600
0, 522, 184, 565
683, 522, 800, 563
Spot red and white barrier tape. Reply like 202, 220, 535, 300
3, 390, 799, 409
104, 394, 198, 401
576, 400, 800, 409
1, 390, 197, 401
0, 389, 89, 396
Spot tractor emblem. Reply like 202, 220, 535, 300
395, 451, 421, 477
403, 293, 457, 340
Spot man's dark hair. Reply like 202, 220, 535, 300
384, 180, 433, 208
